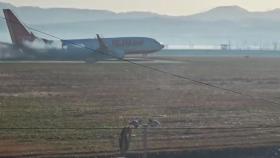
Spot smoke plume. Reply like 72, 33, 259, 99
23, 39, 62, 51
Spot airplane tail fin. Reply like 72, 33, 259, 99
3, 9, 35, 47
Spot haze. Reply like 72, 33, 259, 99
1, 0, 280, 15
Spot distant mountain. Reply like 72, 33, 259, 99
1, 2, 280, 46
185, 6, 250, 21
0, 2, 14, 9
0, 2, 162, 24
184, 6, 280, 22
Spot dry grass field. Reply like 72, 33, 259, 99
0, 57, 280, 157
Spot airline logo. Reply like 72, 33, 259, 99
112, 39, 144, 47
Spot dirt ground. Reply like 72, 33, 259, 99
0, 57, 280, 157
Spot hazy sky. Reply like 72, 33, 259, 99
1, 0, 280, 15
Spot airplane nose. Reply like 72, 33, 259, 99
157, 44, 164, 51
152, 39, 164, 51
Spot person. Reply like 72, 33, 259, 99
129, 118, 143, 128
148, 119, 161, 128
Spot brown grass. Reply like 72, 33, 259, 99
0, 57, 280, 156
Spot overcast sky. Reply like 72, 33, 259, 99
1, 0, 280, 15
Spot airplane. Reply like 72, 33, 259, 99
0, 9, 164, 62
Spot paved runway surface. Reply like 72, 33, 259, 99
0, 58, 184, 64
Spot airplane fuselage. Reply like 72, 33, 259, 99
0, 37, 163, 61
62, 37, 164, 55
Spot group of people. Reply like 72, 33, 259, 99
119, 118, 161, 156
129, 118, 161, 128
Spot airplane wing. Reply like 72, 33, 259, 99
96, 34, 108, 51
95, 34, 125, 59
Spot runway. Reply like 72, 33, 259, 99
0, 57, 184, 64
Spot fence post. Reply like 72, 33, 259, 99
143, 125, 148, 158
